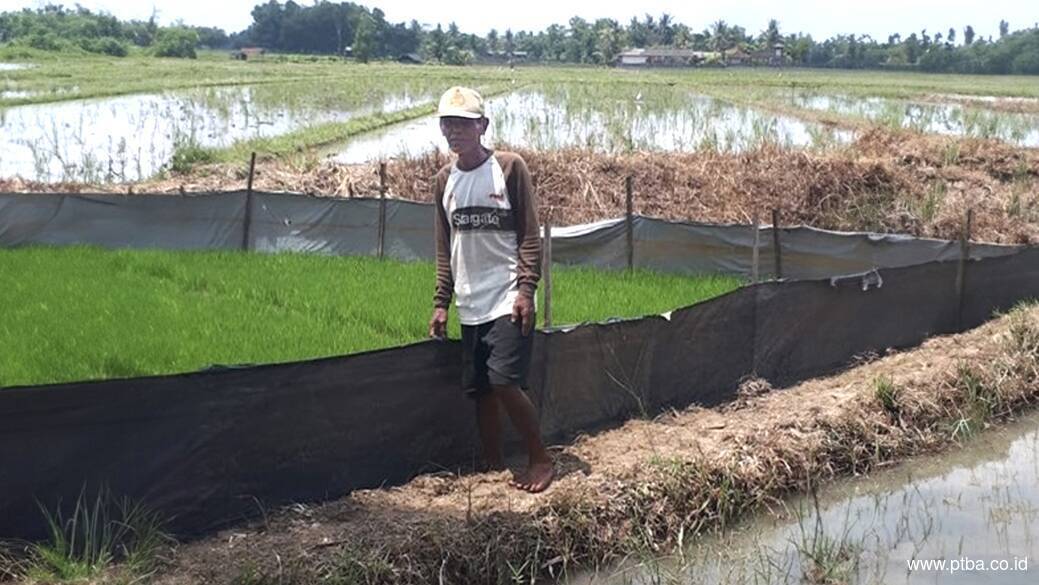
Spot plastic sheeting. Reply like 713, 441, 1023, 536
0, 191, 1021, 279
3, 248, 1039, 540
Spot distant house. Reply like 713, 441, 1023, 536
737, 43, 788, 66
722, 47, 750, 65
616, 47, 720, 68
233, 47, 266, 60
480, 50, 529, 65
397, 53, 423, 65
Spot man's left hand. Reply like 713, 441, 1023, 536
511, 294, 535, 336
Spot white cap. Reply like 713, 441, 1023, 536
437, 86, 485, 119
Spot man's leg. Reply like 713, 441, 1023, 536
494, 384, 554, 493
475, 392, 505, 470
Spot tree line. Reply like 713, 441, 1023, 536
0, 4, 221, 58
2, 2, 1037, 74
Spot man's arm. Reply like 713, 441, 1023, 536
504, 154, 541, 335
430, 172, 453, 338
433, 173, 454, 309
506, 155, 542, 298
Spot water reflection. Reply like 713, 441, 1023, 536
0, 85, 431, 182
574, 412, 1039, 584
792, 93, 1039, 147
331, 86, 851, 163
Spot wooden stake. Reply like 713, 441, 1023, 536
625, 175, 634, 272
377, 161, 387, 259
243, 151, 256, 251
771, 208, 783, 280
543, 209, 553, 328
956, 208, 974, 329
751, 211, 761, 283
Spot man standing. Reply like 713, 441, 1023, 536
428, 86, 554, 493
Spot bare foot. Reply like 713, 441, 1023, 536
509, 468, 530, 489
518, 461, 555, 493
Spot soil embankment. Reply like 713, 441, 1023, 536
146, 304, 1039, 584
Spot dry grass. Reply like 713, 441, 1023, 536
3, 128, 1037, 244
128, 303, 1039, 585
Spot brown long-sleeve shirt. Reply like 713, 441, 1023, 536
432, 150, 541, 325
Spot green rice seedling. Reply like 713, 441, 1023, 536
873, 375, 901, 417
0, 247, 741, 387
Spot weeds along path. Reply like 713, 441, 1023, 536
150, 304, 1039, 585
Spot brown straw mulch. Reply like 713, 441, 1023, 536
3, 127, 1037, 244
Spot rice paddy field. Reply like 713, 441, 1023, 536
2, 51, 1039, 182
0, 246, 740, 388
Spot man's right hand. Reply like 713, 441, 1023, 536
429, 307, 448, 339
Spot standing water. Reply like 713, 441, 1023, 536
0, 84, 432, 183
790, 92, 1039, 147
573, 411, 1039, 584
331, 85, 851, 163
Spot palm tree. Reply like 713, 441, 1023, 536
762, 18, 781, 48
658, 13, 674, 45
711, 20, 729, 52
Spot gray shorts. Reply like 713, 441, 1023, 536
460, 315, 534, 398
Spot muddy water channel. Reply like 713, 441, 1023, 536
791, 92, 1039, 147
331, 85, 852, 163
0, 84, 432, 182
573, 412, 1039, 585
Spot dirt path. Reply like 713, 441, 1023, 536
146, 304, 1039, 584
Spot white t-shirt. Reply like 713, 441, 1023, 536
441, 155, 522, 325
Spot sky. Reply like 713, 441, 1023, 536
1, 0, 1034, 41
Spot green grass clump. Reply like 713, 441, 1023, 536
170, 140, 216, 173
873, 375, 901, 416
0, 246, 740, 388
27, 488, 169, 582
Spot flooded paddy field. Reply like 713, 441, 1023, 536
332, 84, 851, 163
0, 80, 442, 182
2, 59, 1038, 184
788, 91, 1039, 147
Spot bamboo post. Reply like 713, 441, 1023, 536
543, 208, 553, 329
243, 151, 257, 251
751, 211, 761, 283
625, 175, 634, 272
956, 208, 974, 330
377, 161, 387, 259
771, 208, 783, 280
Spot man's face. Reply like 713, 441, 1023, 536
439, 116, 488, 154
